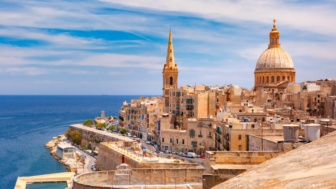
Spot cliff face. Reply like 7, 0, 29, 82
213, 131, 336, 189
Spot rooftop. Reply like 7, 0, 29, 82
213, 131, 336, 189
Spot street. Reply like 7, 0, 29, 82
75, 148, 95, 173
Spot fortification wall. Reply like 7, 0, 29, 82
73, 168, 204, 189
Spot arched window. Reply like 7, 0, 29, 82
267, 76, 269, 83
271, 76, 274, 83
282, 76, 285, 81
263, 76, 265, 83
275, 38, 277, 44
170, 77, 173, 85
287, 76, 289, 81
272, 38, 274, 44
277, 76, 280, 82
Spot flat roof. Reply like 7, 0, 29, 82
57, 142, 74, 149
70, 124, 134, 142
212, 164, 256, 170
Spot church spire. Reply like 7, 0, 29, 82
165, 29, 176, 69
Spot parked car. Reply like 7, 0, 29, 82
94, 155, 97, 159
196, 155, 200, 158
179, 152, 184, 157
186, 152, 196, 158
165, 150, 171, 154
150, 141, 155, 146
200, 155, 205, 159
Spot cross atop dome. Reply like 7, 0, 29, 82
272, 19, 278, 31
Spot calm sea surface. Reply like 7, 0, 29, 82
0, 95, 147, 188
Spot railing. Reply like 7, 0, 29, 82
208, 136, 212, 138
198, 135, 203, 138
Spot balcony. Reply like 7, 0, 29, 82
198, 135, 203, 138
208, 136, 212, 139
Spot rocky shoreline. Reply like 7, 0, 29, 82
44, 135, 71, 172
44, 135, 85, 173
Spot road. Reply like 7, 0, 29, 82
139, 139, 156, 152
75, 148, 95, 173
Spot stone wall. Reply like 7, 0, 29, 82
248, 134, 282, 151
96, 142, 198, 171
73, 168, 204, 189
205, 151, 284, 174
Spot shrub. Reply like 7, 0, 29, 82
95, 123, 106, 130
108, 125, 116, 131
65, 129, 81, 144
83, 120, 93, 126
82, 145, 90, 150
119, 128, 127, 134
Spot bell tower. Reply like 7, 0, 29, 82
162, 30, 178, 113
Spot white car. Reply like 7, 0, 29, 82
186, 152, 196, 158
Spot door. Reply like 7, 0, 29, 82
246, 135, 249, 151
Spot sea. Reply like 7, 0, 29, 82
0, 95, 149, 189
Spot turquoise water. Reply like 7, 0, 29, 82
0, 95, 147, 188
26, 182, 67, 189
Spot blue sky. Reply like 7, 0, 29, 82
0, 0, 336, 95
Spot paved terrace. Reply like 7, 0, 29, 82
15, 172, 75, 189
70, 124, 134, 142
104, 142, 185, 163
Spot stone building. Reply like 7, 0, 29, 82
254, 20, 295, 91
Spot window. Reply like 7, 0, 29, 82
252, 124, 255, 128
209, 132, 211, 137
170, 77, 173, 85
282, 76, 285, 81
277, 76, 280, 82
176, 139, 178, 144
182, 139, 184, 144
272, 76, 274, 83
239, 145, 242, 150
263, 77, 265, 83
162, 138, 164, 142
239, 135, 241, 140
170, 138, 172, 143
267, 76, 269, 83
189, 129, 195, 137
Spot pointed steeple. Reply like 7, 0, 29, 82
165, 29, 177, 69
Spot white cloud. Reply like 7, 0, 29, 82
101, 0, 336, 36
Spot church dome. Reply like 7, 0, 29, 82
255, 47, 294, 70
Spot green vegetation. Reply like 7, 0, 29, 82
82, 145, 90, 150
119, 128, 127, 134
57, 136, 61, 139
83, 120, 93, 126
65, 129, 81, 144
108, 125, 116, 131
113, 116, 117, 119
95, 123, 106, 130
302, 85, 307, 90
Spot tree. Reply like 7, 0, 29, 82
95, 123, 106, 130
108, 125, 115, 131
83, 120, 93, 126
65, 129, 82, 144
119, 128, 127, 134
